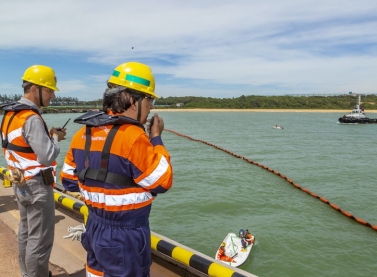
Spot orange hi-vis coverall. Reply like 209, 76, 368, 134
60, 112, 173, 277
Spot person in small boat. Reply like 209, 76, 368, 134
217, 242, 236, 262
239, 229, 248, 252
245, 229, 254, 245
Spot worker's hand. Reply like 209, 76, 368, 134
50, 127, 67, 142
148, 113, 164, 139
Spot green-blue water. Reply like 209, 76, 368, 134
17, 112, 377, 276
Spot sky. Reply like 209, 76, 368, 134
0, 0, 376, 101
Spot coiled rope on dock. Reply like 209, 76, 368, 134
165, 129, 377, 232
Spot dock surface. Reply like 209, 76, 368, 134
0, 184, 180, 276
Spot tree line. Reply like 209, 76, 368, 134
0, 94, 101, 107
1, 93, 377, 110
158, 94, 377, 110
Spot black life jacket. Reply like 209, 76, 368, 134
0, 102, 49, 153
74, 111, 144, 187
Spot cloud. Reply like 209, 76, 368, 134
0, 0, 376, 99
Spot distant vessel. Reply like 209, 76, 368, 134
338, 95, 377, 124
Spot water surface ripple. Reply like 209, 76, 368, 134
20, 112, 377, 277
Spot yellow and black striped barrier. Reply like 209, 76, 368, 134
0, 167, 12, 188
53, 190, 89, 224
151, 234, 254, 277
53, 189, 256, 277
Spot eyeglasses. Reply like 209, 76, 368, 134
144, 95, 156, 106
36, 85, 54, 94
43, 87, 55, 94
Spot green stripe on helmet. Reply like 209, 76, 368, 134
125, 74, 150, 87
112, 70, 120, 77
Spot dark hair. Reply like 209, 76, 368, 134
22, 81, 33, 93
102, 84, 143, 113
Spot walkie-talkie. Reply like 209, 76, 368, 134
149, 116, 155, 128
57, 118, 71, 131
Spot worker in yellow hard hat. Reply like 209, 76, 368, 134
1, 64, 66, 277
21, 64, 59, 107
60, 61, 173, 277
104, 61, 158, 123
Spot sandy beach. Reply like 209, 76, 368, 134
153, 109, 377, 113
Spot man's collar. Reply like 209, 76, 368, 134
19, 97, 42, 114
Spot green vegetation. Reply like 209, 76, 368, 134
1, 94, 377, 110
0, 95, 102, 108
156, 94, 377, 110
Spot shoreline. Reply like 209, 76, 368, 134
152, 109, 377, 113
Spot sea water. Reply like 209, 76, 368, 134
11, 112, 377, 276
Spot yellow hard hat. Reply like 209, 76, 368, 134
221, 242, 226, 247
108, 62, 157, 98
21, 65, 59, 91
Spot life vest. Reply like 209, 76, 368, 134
217, 247, 236, 262
245, 233, 254, 244
61, 110, 172, 219
0, 102, 57, 180
217, 248, 225, 260
72, 111, 144, 187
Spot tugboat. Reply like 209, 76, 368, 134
338, 95, 377, 124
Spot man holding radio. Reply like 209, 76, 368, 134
1, 65, 66, 277
61, 61, 173, 277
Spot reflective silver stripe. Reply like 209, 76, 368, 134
81, 189, 152, 206
5, 149, 56, 178
86, 270, 102, 277
7, 127, 23, 143
5, 150, 40, 167
138, 155, 169, 188
62, 162, 75, 176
